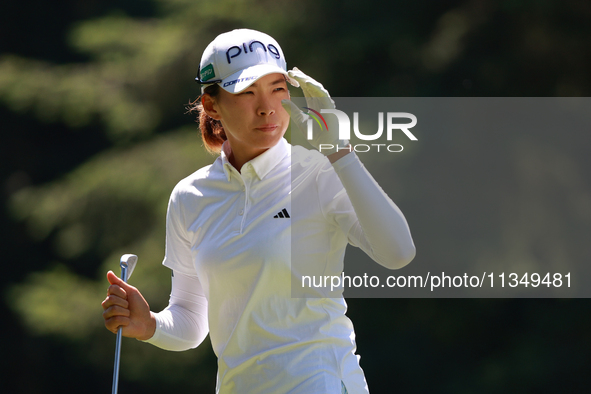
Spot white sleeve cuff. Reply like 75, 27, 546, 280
140, 311, 206, 352
140, 271, 209, 351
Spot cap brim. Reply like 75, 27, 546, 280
219, 64, 299, 94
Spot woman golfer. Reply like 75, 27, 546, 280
102, 29, 415, 394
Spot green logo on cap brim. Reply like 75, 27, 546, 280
200, 64, 215, 81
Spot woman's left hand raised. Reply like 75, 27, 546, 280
281, 68, 349, 155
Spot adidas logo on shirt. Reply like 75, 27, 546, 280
273, 208, 290, 218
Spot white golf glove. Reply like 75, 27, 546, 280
281, 67, 349, 155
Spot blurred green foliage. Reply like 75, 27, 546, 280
1, 0, 591, 393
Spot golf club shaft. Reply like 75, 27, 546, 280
111, 264, 128, 394
112, 328, 123, 393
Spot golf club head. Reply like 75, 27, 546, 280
120, 254, 138, 282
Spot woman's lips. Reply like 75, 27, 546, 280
256, 124, 278, 132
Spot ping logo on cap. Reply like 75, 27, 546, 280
226, 41, 281, 64
200, 64, 215, 81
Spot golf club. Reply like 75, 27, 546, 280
111, 254, 138, 394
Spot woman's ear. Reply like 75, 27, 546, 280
201, 93, 222, 120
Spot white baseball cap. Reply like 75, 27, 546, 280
196, 28, 298, 93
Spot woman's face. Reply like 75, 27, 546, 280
206, 73, 291, 161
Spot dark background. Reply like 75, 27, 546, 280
1, 0, 590, 393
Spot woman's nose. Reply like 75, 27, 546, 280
257, 96, 276, 116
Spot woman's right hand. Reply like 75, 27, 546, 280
101, 271, 156, 341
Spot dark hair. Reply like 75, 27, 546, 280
187, 84, 226, 154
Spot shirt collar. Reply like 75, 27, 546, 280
220, 138, 290, 181
220, 142, 234, 181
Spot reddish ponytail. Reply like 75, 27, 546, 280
187, 84, 226, 154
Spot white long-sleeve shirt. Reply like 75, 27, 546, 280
144, 138, 415, 393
